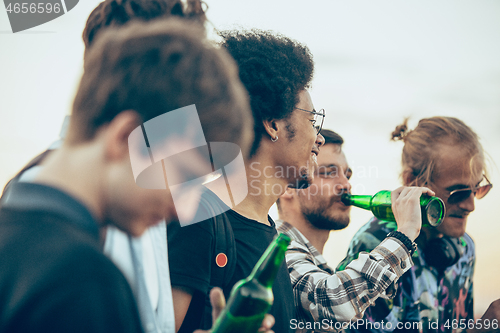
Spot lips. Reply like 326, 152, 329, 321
448, 212, 469, 219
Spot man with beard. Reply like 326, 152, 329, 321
277, 129, 433, 332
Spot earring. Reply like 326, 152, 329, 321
271, 135, 278, 142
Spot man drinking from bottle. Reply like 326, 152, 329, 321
338, 117, 500, 333
277, 129, 436, 332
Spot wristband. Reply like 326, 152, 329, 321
387, 231, 417, 256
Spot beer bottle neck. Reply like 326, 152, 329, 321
250, 234, 290, 288
341, 193, 372, 210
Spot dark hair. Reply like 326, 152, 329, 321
83, 0, 207, 49
320, 129, 343, 146
70, 19, 252, 156
219, 29, 314, 156
391, 116, 486, 185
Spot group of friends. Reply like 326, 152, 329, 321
1, 0, 499, 332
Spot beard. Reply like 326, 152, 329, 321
300, 200, 350, 231
296, 173, 313, 189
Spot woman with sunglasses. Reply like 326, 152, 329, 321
338, 116, 499, 333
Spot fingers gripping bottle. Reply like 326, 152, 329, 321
210, 233, 291, 333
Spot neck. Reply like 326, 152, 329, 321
280, 206, 330, 254
34, 144, 105, 226
420, 226, 443, 241
232, 151, 288, 225
298, 223, 330, 254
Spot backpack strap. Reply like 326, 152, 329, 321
1, 149, 51, 203
212, 212, 236, 286
198, 191, 236, 330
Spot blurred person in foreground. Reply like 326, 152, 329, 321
276, 129, 435, 332
167, 29, 325, 333
0, 19, 274, 333
337, 117, 500, 333
0, 1, 222, 333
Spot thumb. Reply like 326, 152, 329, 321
210, 287, 226, 323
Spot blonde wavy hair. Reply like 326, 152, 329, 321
391, 116, 486, 186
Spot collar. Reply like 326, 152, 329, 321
276, 219, 329, 267
2, 181, 100, 239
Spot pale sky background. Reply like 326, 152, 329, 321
1, 0, 499, 316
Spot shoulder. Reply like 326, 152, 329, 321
49, 234, 129, 286
462, 232, 476, 257
349, 217, 390, 249
462, 232, 475, 247
35, 256, 140, 332
51, 241, 140, 323
167, 217, 217, 240
0, 222, 137, 321
336, 218, 390, 271
277, 220, 307, 245
167, 218, 218, 292
364, 217, 397, 235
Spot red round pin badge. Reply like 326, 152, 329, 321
216, 253, 228, 268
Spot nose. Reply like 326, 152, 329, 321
457, 191, 475, 213
316, 133, 325, 148
340, 172, 352, 193
332, 171, 352, 196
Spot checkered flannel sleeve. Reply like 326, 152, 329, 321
287, 237, 413, 330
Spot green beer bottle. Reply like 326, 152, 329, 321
211, 233, 291, 333
341, 190, 445, 227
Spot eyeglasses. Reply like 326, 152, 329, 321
446, 175, 493, 204
295, 108, 325, 135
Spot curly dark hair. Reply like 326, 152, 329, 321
83, 0, 207, 49
219, 29, 314, 156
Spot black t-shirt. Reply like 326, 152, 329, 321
168, 209, 295, 333
0, 183, 143, 333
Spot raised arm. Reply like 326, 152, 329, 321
285, 187, 434, 331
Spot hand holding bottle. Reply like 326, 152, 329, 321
391, 186, 436, 241
193, 287, 275, 333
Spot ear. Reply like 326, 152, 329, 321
103, 110, 141, 162
262, 119, 280, 141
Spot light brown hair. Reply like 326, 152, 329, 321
83, 0, 207, 50
70, 19, 252, 156
391, 116, 486, 186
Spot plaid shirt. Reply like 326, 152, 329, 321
276, 220, 413, 332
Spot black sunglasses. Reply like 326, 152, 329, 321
295, 108, 325, 135
446, 175, 493, 204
